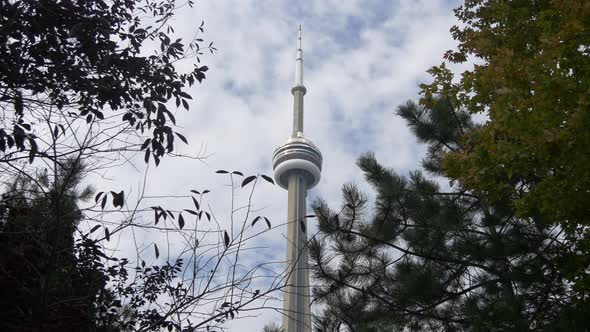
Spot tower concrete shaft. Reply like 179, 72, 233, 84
272, 26, 318, 332
282, 171, 312, 331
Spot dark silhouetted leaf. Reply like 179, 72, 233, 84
190, 189, 200, 195
192, 196, 200, 210
112, 190, 125, 208
241, 175, 256, 188
154, 243, 159, 258
205, 212, 211, 221
216, 170, 229, 174
185, 209, 198, 215
264, 217, 271, 229
202, 190, 210, 194
251, 216, 261, 227
260, 175, 274, 185
176, 132, 188, 144
101, 196, 107, 210
232, 171, 243, 176
95, 192, 104, 204
104, 227, 110, 241
224, 231, 230, 248
179, 214, 185, 229
300, 219, 306, 233
90, 225, 101, 233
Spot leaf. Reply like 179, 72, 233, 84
178, 91, 192, 99
190, 189, 200, 195
264, 217, 271, 229
216, 170, 229, 174
305, 215, 316, 218
178, 213, 185, 229
104, 227, 110, 241
95, 192, 104, 204
28, 138, 37, 163
202, 190, 210, 194
144, 147, 150, 163
192, 196, 200, 210
141, 138, 151, 149
224, 231, 230, 248
176, 132, 188, 144
155, 210, 160, 225
232, 171, 243, 176
251, 216, 261, 227
90, 225, 101, 233
241, 175, 256, 187
260, 175, 274, 185
205, 212, 211, 221
300, 219, 306, 233
184, 209, 198, 215
154, 243, 160, 258
112, 190, 125, 208
101, 196, 107, 210
182, 99, 189, 110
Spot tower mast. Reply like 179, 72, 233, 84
272, 26, 322, 332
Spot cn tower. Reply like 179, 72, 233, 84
272, 26, 322, 332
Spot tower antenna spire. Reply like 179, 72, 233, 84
298, 25, 302, 50
294, 25, 304, 89
292, 25, 306, 135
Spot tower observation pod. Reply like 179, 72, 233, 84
272, 26, 321, 332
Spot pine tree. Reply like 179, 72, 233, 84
0, 158, 103, 331
310, 98, 587, 331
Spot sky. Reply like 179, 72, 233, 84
99, 0, 465, 330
